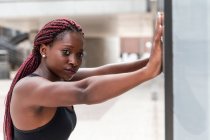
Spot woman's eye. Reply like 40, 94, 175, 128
77, 52, 84, 59
62, 50, 71, 56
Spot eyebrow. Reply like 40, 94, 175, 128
62, 44, 74, 47
62, 44, 84, 51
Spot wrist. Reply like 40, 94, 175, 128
144, 64, 161, 79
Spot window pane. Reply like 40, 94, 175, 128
173, 0, 210, 140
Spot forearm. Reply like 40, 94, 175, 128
99, 58, 149, 74
72, 58, 149, 81
81, 67, 152, 104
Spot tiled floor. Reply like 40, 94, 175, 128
0, 74, 164, 140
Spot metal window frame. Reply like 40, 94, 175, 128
164, 0, 173, 140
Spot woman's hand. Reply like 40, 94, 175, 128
146, 12, 164, 78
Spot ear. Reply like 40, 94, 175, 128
40, 44, 48, 58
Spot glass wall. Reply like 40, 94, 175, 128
172, 0, 210, 140
208, 1, 210, 138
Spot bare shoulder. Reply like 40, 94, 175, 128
13, 76, 50, 96
12, 75, 85, 107
11, 76, 50, 109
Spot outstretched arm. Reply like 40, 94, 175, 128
72, 58, 149, 81
16, 63, 153, 107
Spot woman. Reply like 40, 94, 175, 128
4, 13, 163, 140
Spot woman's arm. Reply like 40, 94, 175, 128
79, 66, 153, 104
71, 58, 149, 81
13, 65, 153, 108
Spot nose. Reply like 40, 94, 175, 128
68, 54, 79, 67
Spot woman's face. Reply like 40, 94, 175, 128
45, 32, 84, 81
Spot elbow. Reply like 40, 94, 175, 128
76, 78, 106, 105
77, 89, 92, 105
73, 80, 94, 105
79, 90, 103, 105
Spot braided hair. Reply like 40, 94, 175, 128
4, 18, 84, 140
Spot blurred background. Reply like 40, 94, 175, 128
0, 0, 165, 140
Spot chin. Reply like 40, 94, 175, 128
63, 76, 74, 81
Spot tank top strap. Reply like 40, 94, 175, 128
28, 73, 41, 77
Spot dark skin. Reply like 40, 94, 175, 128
10, 13, 163, 131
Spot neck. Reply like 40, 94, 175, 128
34, 59, 60, 81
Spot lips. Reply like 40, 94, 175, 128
64, 68, 77, 75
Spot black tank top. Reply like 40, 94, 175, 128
13, 107, 77, 140
13, 73, 77, 140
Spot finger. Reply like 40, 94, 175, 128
155, 12, 163, 34
155, 13, 161, 29
158, 12, 164, 26
158, 12, 164, 27
154, 25, 163, 45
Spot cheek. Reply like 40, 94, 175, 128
47, 52, 67, 66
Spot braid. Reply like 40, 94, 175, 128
34, 18, 84, 47
4, 18, 84, 140
4, 52, 41, 140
